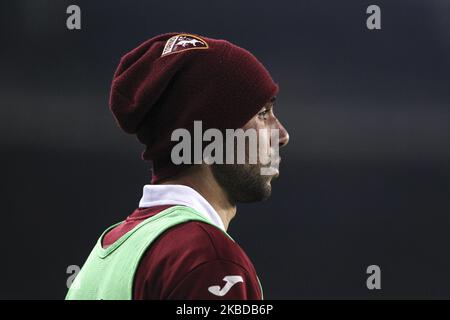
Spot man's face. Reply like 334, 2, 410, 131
211, 98, 289, 203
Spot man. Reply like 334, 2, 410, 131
66, 32, 289, 300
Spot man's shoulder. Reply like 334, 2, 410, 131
154, 220, 248, 266
133, 219, 258, 299
134, 219, 262, 299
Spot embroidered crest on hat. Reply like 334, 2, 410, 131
161, 34, 209, 57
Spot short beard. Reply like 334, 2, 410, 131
211, 163, 273, 203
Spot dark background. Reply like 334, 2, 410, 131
0, 0, 449, 299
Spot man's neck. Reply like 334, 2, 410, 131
159, 166, 236, 231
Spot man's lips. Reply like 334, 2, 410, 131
265, 156, 281, 167
271, 157, 281, 166
260, 157, 281, 176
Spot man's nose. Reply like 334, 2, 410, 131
276, 119, 289, 148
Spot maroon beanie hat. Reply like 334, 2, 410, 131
109, 32, 279, 183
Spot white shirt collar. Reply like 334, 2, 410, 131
138, 184, 226, 231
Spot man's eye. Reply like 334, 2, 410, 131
258, 110, 269, 119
